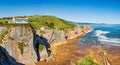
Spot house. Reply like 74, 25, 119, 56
9, 17, 28, 23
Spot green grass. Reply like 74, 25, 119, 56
28, 15, 76, 30
17, 42, 27, 55
0, 19, 8, 24
39, 30, 46, 36
80, 25, 84, 29
0, 23, 29, 26
0, 15, 76, 30
0, 30, 8, 43
76, 55, 99, 65
39, 44, 44, 52
8, 36, 14, 40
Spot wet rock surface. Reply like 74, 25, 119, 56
78, 43, 120, 65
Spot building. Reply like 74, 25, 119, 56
9, 17, 28, 23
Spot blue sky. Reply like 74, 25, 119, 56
0, 0, 120, 24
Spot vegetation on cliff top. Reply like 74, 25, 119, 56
0, 15, 76, 30
0, 17, 11, 24
76, 55, 99, 65
28, 15, 76, 29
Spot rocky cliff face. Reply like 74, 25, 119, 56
0, 25, 91, 64
0, 25, 37, 64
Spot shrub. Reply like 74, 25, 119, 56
0, 20, 8, 24
9, 36, 14, 40
39, 44, 44, 52
76, 55, 99, 65
0, 31, 8, 43
17, 42, 27, 55
80, 26, 84, 29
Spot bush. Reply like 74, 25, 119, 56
39, 44, 44, 52
0, 20, 8, 24
80, 26, 84, 29
17, 42, 27, 55
76, 55, 99, 65
9, 36, 14, 40
0, 31, 8, 43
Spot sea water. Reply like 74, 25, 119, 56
78, 24, 120, 46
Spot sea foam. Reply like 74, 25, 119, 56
95, 30, 120, 45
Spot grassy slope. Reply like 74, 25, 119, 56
0, 15, 76, 30
28, 15, 76, 29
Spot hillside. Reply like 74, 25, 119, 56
28, 15, 76, 29
0, 15, 76, 30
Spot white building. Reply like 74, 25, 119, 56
9, 17, 28, 23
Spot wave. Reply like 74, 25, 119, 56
94, 30, 120, 45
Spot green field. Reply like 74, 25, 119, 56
0, 15, 76, 30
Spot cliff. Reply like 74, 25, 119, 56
0, 15, 87, 64
0, 24, 91, 64
0, 25, 37, 64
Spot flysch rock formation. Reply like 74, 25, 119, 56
0, 24, 91, 64
0, 25, 37, 65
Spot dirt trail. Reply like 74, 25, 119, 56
101, 51, 111, 65
35, 39, 87, 65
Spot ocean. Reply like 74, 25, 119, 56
78, 24, 120, 46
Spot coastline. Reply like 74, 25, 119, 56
0, 24, 91, 65
51, 26, 92, 47
34, 27, 92, 65
34, 27, 120, 65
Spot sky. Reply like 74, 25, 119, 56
0, 0, 120, 24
